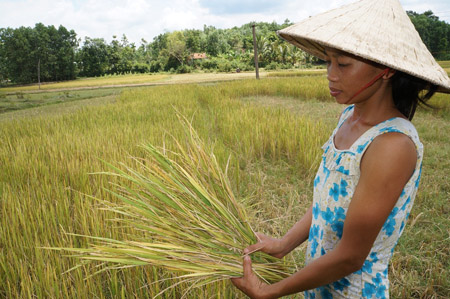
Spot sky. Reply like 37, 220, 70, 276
0, 0, 449, 45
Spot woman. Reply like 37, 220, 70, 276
231, 0, 450, 298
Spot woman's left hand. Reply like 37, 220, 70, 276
231, 255, 272, 299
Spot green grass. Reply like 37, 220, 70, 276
0, 74, 449, 298
437, 61, 450, 76
438, 61, 450, 69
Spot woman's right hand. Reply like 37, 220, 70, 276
244, 233, 287, 259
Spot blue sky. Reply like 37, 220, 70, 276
0, 0, 449, 45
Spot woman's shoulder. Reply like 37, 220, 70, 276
354, 116, 422, 157
360, 131, 417, 184
372, 117, 422, 150
369, 130, 417, 154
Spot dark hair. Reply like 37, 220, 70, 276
391, 71, 438, 120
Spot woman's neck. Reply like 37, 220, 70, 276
350, 87, 404, 126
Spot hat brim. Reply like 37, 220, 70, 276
276, 0, 450, 94
277, 31, 450, 94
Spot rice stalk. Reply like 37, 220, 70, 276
53, 113, 296, 290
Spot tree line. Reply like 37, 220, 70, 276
0, 11, 449, 85
0, 23, 77, 84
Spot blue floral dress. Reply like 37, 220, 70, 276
304, 105, 423, 298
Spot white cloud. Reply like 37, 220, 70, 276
198, 0, 280, 15
0, 0, 448, 45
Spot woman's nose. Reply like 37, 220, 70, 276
327, 63, 338, 82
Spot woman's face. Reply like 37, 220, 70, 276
324, 48, 387, 104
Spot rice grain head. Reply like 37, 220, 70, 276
52, 112, 296, 291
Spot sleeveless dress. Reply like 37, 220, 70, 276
304, 105, 423, 299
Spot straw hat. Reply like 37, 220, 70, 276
277, 0, 450, 93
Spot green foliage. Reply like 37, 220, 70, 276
1, 13, 449, 84
176, 64, 192, 74
265, 61, 292, 71
131, 62, 149, 73
407, 11, 450, 59
0, 23, 77, 84
77, 37, 110, 77
166, 31, 188, 66
76, 34, 146, 77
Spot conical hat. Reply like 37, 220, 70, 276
277, 0, 450, 93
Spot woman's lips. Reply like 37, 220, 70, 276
329, 87, 342, 97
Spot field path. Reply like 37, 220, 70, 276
2, 72, 268, 94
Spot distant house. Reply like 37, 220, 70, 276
189, 53, 208, 61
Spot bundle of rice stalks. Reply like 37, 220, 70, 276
55, 114, 296, 292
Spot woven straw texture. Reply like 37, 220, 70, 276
277, 0, 450, 93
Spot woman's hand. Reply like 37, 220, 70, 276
230, 233, 284, 298
231, 255, 272, 299
245, 232, 286, 258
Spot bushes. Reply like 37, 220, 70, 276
176, 64, 193, 74
217, 60, 232, 72
131, 63, 149, 73
265, 61, 294, 71
149, 61, 162, 73
95, 55, 303, 75
198, 57, 254, 73
199, 58, 219, 70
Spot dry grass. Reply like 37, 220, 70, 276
0, 74, 448, 298
51, 116, 299, 293
0, 74, 169, 92
0, 77, 328, 298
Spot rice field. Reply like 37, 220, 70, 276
438, 61, 450, 69
437, 61, 450, 76
0, 73, 449, 298
267, 69, 327, 78
0, 88, 122, 114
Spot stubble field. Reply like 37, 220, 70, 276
0, 71, 449, 298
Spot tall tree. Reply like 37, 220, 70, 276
205, 28, 221, 57
55, 25, 78, 80
77, 37, 109, 77
408, 11, 450, 59
166, 31, 187, 66
0, 28, 7, 82
0, 26, 36, 83
0, 23, 77, 84
184, 29, 202, 53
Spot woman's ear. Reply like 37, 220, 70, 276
384, 68, 396, 79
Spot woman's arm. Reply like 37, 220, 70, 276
232, 132, 417, 299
